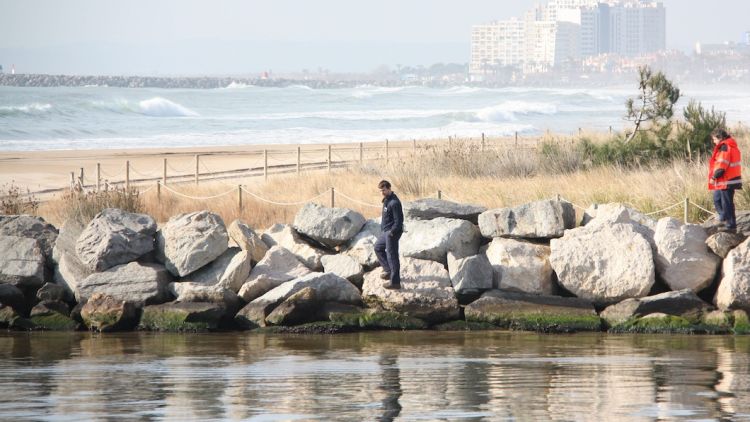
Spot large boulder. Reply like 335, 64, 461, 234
227, 219, 268, 264
0, 235, 46, 288
53, 250, 92, 298
341, 219, 382, 269
485, 238, 555, 295
703, 210, 750, 235
178, 247, 250, 293
580, 202, 657, 251
264, 286, 321, 326
0, 215, 58, 266
168, 282, 243, 316
550, 223, 655, 305
80, 293, 139, 332
400, 217, 482, 264
716, 238, 750, 311
76, 262, 174, 306
75, 208, 157, 272
706, 231, 746, 258
262, 224, 327, 270
292, 203, 366, 249
238, 246, 312, 302
52, 218, 85, 264
478, 199, 575, 239
653, 218, 720, 292
159, 211, 229, 277
465, 290, 600, 332
321, 254, 364, 287
236, 272, 361, 328
447, 252, 493, 295
361, 258, 460, 323
403, 198, 487, 224
140, 302, 226, 332
36, 282, 70, 303
600, 289, 713, 327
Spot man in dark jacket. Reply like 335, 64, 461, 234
375, 180, 403, 289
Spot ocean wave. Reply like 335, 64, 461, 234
474, 101, 557, 122
0, 103, 53, 116
138, 97, 199, 117
222, 82, 255, 89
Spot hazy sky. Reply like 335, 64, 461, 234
1, 0, 749, 75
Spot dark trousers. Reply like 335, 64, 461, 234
714, 188, 737, 228
375, 231, 401, 284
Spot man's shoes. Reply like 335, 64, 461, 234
383, 282, 402, 290
723, 226, 738, 234
380, 272, 391, 280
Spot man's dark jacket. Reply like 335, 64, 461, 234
381, 193, 404, 236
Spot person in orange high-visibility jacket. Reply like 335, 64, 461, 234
709, 128, 742, 231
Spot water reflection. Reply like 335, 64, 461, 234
0, 332, 749, 421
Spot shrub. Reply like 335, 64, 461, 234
58, 185, 144, 225
1, 182, 39, 215
675, 100, 727, 160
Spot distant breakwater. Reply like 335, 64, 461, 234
0, 74, 414, 89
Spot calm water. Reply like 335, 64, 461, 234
1, 331, 749, 421
2, 84, 750, 151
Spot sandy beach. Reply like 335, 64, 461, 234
0, 136, 530, 197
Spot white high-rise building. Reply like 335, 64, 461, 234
607, 1, 665, 56
470, 19, 525, 76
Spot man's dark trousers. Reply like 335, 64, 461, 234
375, 231, 402, 285
714, 188, 737, 229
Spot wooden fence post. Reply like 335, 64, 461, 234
515, 131, 518, 146
162, 158, 167, 186
297, 146, 301, 174
385, 139, 389, 164
330, 187, 335, 208
264, 149, 268, 180
359, 142, 364, 164
125, 160, 130, 190
684, 197, 689, 224
194, 155, 199, 186
96, 163, 101, 192
157, 181, 161, 201
70, 172, 75, 190
437, 190, 442, 200
238, 185, 243, 213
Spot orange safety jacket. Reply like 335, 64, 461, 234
708, 137, 742, 190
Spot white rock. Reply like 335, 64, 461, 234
654, 217, 720, 292
76, 262, 174, 306
261, 224, 327, 270
0, 235, 45, 288
227, 219, 268, 264
400, 217, 482, 264
160, 211, 229, 277
550, 223, 655, 305
716, 238, 750, 311
342, 219, 382, 268
238, 246, 312, 302
447, 252, 493, 295
322, 254, 364, 286
361, 257, 460, 322
485, 238, 555, 295
403, 198, 487, 224
292, 203, 366, 248
178, 247, 250, 293
75, 208, 157, 271
478, 199, 576, 239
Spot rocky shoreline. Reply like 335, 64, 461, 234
0, 74, 409, 89
2, 198, 750, 335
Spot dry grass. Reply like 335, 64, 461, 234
37, 128, 750, 229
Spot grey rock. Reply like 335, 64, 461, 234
716, 238, 750, 311
361, 258, 460, 323
403, 198, 487, 224
228, 219, 268, 264
292, 203, 366, 248
160, 211, 229, 277
178, 247, 250, 293
52, 218, 85, 264
550, 223, 655, 306
265, 286, 320, 326
76, 262, 174, 306
29, 301, 78, 331
75, 208, 157, 272
322, 254, 364, 286
447, 252, 493, 295
654, 218, 720, 292
140, 302, 225, 331
485, 237, 555, 295
600, 289, 713, 327
238, 246, 312, 302
235, 272, 361, 328
706, 231, 746, 258
262, 224, 327, 270
168, 282, 243, 316
36, 282, 69, 303
53, 251, 92, 298
0, 283, 26, 315
0, 215, 58, 266
478, 199, 576, 239
342, 219, 382, 269
400, 217, 482, 264
0, 235, 45, 288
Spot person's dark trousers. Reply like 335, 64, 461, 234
375, 231, 402, 285
713, 188, 737, 229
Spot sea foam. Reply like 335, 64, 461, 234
138, 97, 198, 117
